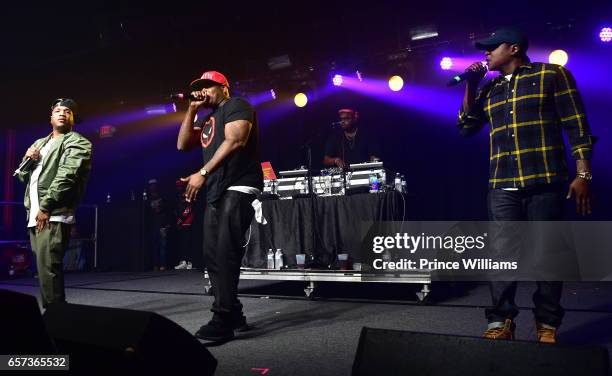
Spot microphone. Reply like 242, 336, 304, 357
13, 158, 36, 176
169, 93, 208, 101
331, 121, 343, 128
447, 62, 488, 87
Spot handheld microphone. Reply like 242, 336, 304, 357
447, 62, 488, 87
13, 158, 36, 176
331, 121, 343, 127
169, 93, 207, 101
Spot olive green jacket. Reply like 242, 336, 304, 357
16, 131, 93, 217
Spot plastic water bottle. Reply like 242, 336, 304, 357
130, 190, 136, 201
369, 174, 380, 193
106, 193, 111, 203
267, 249, 275, 269
394, 173, 402, 192
142, 190, 148, 201
401, 175, 407, 193
275, 249, 284, 269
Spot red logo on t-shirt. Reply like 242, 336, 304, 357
200, 117, 216, 148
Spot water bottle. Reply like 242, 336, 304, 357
271, 180, 278, 195
106, 193, 111, 203
401, 175, 407, 193
142, 190, 148, 201
130, 190, 136, 201
275, 249, 284, 269
267, 249, 275, 269
394, 173, 402, 192
369, 174, 380, 193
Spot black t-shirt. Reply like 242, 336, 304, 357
324, 128, 381, 165
195, 97, 263, 203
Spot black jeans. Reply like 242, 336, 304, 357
203, 190, 255, 323
177, 225, 194, 262
486, 184, 565, 327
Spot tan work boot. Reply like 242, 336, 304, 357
536, 322, 557, 344
483, 319, 515, 340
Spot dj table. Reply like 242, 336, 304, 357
203, 191, 433, 301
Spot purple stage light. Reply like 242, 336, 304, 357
440, 57, 453, 70
270, 89, 277, 100
332, 74, 343, 86
145, 103, 176, 115
356, 70, 363, 82
600, 27, 612, 42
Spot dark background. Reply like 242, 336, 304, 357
1, 1, 611, 240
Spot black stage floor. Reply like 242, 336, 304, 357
2, 271, 611, 375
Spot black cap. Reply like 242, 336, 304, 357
51, 98, 81, 124
475, 27, 529, 52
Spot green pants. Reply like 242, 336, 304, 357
29, 222, 71, 308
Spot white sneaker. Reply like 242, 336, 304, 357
186, 262, 193, 270
174, 260, 188, 270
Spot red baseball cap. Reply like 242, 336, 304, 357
190, 71, 230, 90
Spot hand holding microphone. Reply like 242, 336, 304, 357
188, 91, 208, 110
170, 91, 209, 109
25, 147, 41, 161
13, 147, 41, 176
447, 62, 488, 87
466, 62, 488, 84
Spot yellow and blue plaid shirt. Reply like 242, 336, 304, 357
458, 62, 597, 189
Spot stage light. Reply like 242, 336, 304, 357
600, 27, 612, 42
294, 93, 308, 107
270, 89, 277, 100
440, 57, 453, 70
548, 50, 569, 66
388, 75, 404, 91
145, 103, 177, 115
410, 25, 438, 41
356, 70, 363, 82
332, 74, 343, 86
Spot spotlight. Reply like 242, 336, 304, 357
388, 75, 404, 91
270, 89, 277, 100
332, 74, 343, 87
548, 50, 569, 66
600, 27, 612, 42
356, 70, 363, 82
440, 57, 453, 70
294, 93, 308, 107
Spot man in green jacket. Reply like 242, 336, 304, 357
16, 98, 93, 308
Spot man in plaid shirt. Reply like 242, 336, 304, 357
458, 27, 597, 343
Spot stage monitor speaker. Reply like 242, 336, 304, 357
0, 289, 56, 355
43, 303, 217, 374
352, 327, 609, 376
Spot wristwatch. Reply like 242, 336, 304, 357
200, 167, 208, 177
577, 171, 592, 181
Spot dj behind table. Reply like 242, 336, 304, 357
242, 161, 411, 269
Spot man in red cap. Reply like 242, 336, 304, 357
323, 108, 381, 168
177, 70, 263, 342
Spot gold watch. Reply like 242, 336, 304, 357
200, 167, 208, 177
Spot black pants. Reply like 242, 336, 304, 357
177, 226, 194, 262
203, 190, 255, 322
486, 184, 565, 327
